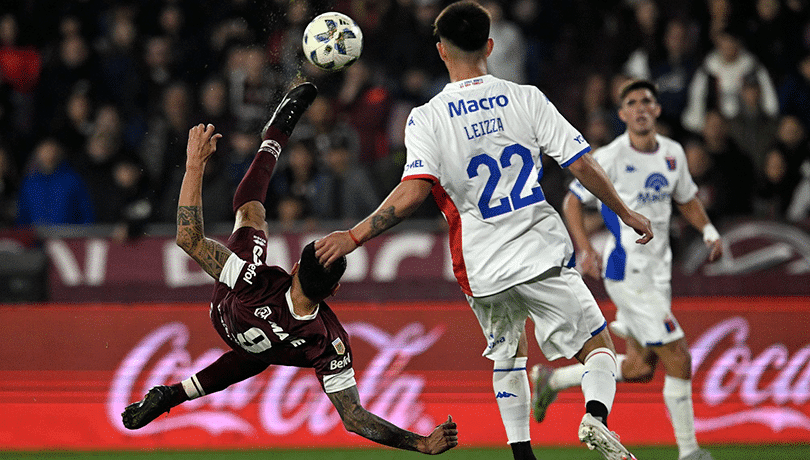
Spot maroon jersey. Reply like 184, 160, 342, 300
210, 227, 355, 393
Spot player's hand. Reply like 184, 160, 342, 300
315, 231, 358, 266
186, 123, 222, 168
579, 249, 602, 279
706, 237, 722, 262
622, 210, 653, 244
418, 415, 458, 454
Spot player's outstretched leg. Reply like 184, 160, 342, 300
578, 413, 637, 460
233, 82, 318, 214
530, 364, 558, 423
122, 385, 179, 429
262, 82, 319, 139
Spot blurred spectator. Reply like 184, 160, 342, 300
227, 46, 281, 133
139, 82, 193, 206
276, 194, 310, 231
223, 128, 260, 189
159, 153, 233, 223
509, 0, 563, 87
624, 18, 698, 133
109, 158, 154, 240
0, 13, 41, 144
682, 26, 779, 133
727, 74, 778, 169
76, 132, 121, 223
744, 0, 802, 83
699, 110, 756, 219
481, 0, 528, 84
36, 33, 100, 140
96, 6, 142, 120
577, 73, 612, 136
50, 89, 94, 158
337, 61, 393, 168
141, 36, 177, 115
265, 0, 311, 82
194, 77, 233, 136
753, 147, 794, 219
294, 95, 360, 160
17, 139, 95, 226
0, 144, 18, 227
268, 140, 328, 220
773, 114, 810, 191
316, 137, 379, 222
614, 0, 664, 73
778, 53, 810, 131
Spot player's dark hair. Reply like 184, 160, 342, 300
620, 79, 659, 102
298, 241, 346, 301
433, 1, 490, 52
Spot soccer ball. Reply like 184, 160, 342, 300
302, 12, 363, 71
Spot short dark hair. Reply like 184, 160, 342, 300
619, 79, 659, 102
298, 241, 346, 301
434, 1, 490, 52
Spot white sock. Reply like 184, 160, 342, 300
181, 375, 206, 399
550, 354, 626, 391
580, 348, 617, 414
493, 357, 531, 443
550, 363, 584, 391
663, 375, 699, 459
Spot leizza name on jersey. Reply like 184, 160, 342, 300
464, 117, 504, 140
447, 94, 509, 118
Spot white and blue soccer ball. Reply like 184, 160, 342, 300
302, 12, 363, 71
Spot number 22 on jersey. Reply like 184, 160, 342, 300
467, 143, 545, 219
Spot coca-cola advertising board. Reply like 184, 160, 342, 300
1, 297, 808, 449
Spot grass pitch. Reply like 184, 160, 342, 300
3, 445, 810, 460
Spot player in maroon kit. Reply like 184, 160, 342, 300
122, 83, 458, 454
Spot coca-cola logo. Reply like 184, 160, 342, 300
107, 321, 445, 436
692, 317, 810, 432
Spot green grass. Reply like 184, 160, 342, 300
3, 445, 810, 460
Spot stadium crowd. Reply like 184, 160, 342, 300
1, 0, 810, 239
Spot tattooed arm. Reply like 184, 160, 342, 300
327, 385, 458, 454
176, 124, 232, 279
315, 178, 433, 266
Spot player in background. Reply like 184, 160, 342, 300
532, 79, 722, 460
121, 83, 459, 455
315, 3, 652, 460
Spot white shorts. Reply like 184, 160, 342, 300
604, 278, 684, 347
466, 267, 607, 362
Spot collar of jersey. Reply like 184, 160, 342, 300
445, 74, 495, 92
285, 287, 319, 321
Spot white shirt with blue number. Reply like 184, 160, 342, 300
402, 75, 590, 297
568, 133, 698, 287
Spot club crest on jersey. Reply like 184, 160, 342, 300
332, 337, 346, 355
666, 156, 676, 171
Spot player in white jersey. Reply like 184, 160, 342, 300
316, 3, 652, 460
532, 80, 722, 460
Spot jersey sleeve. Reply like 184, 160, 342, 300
672, 144, 699, 203
568, 147, 613, 207
402, 106, 441, 182
531, 88, 591, 167
218, 253, 287, 305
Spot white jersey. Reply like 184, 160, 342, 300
403, 75, 590, 297
569, 133, 698, 286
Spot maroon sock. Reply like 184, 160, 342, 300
193, 351, 269, 395
232, 135, 287, 213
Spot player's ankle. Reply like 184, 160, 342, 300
510, 441, 536, 460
